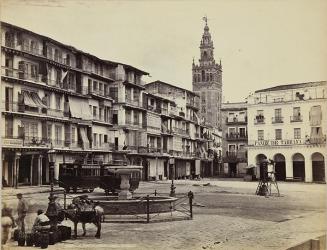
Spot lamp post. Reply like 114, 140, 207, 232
46, 148, 58, 231
169, 158, 175, 197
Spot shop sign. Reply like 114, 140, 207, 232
253, 139, 303, 146
2, 138, 23, 147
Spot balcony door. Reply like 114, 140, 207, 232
5, 87, 13, 111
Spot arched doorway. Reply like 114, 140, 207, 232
273, 154, 286, 181
256, 154, 267, 179
292, 153, 305, 181
312, 153, 325, 182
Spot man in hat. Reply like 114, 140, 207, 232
16, 193, 28, 233
32, 209, 50, 234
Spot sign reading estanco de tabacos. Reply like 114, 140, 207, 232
252, 139, 304, 146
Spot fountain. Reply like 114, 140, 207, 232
89, 164, 179, 218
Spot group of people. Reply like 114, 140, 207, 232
1, 193, 54, 245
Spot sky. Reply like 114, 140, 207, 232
1, 0, 327, 102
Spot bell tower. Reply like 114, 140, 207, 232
192, 16, 222, 129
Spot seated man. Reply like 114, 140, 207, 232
32, 209, 51, 234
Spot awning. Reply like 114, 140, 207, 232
309, 105, 322, 126
193, 112, 200, 125
68, 96, 91, 120
79, 127, 90, 150
30, 92, 47, 108
23, 92, 38, 108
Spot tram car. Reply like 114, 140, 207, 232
58, 162, 141, 194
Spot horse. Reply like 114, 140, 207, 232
64, 198, 104, 239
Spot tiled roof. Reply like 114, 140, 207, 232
255, 81, 327, 93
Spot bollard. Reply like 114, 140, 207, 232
188, 191, 194, 219
146, 195, 150, 223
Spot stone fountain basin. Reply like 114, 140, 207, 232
93, 196, 178, 215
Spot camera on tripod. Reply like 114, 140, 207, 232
259, 158, 274, 181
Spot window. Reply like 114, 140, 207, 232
93, 81, 98, 91
238, 144, 245, 151
275, 129, 282, 140
55, 125, 62, 145
294, 128, 301, 139
239, 127, 246, 137
109, 87, 118, 101
55, 95, 61, 110
47, 124, 52, 140
293, 107, 301, 117
258, 130, 264, 140
5, 117, 13, 137
88, 79, 92, 93
228, 144, 236, 152
22, 121, 38, 140
99, 134, 102, 146
71, 127, 76, 143
93, 106, 97, 118
104, 134, 108, 143
275, 108, 282, 118
201, 106, 206, 113
93, 133, 97, 147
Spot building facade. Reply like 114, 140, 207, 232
247, 81, 327, 183
221, 102, 248, 177
145, 81, 222, 179
192, 19, 222, 130
1, 22, 219, 188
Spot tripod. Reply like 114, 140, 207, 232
255, 171, 280, 197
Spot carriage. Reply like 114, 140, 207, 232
58, 162, 141, 194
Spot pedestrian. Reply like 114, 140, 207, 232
16, 193, 28, 233
1, 202, 15, 245
31, 209, 50, 234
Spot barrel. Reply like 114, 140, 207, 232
25, 233, 34, 246
34, 232, 41, 247
66, 226, 72, 239
48, 231, 56, 245
58, 225, 67, 241
13, 229, 20, 241
56, 229, 62, 242
17, 231, 25, 246
40, 232, 49, 249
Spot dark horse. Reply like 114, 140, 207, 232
64, 198, 104, 239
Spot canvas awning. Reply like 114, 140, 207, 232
309, 105, 322, 126
68, 96, 91, 120
30, 92, 47, 108
79, 127, 90, 150
23, 92, 38, 108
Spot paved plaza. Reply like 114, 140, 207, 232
2, 179, 326, 250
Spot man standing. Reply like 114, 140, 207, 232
16, 193, 28, 233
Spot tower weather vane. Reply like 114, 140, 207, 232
202, 15, 208, 25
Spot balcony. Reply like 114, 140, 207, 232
308, 135, 326, 144
147, 125, 161, 133
223, 151, 247, 163
272, 117, 284, 124
173, 127, 189, 136
290, 115, 303, 122
3, 41, 44, 57
186, 102, 199, 110
88, 88, 111, 99
92, 142, 111, 151
93, 114, 112, 125
226, 116, 248, 124
225, 133, 248, 141
125, 120, 143, 129
254, 116, 265, 124
2, 101, 69, 119
125, 97, 142, 108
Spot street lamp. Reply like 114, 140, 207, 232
169, 158, 175, 197
46, 148, 58, 231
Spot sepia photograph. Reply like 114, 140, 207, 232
0, 0, 326, 249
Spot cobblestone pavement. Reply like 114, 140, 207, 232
2, 179, 326, 250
